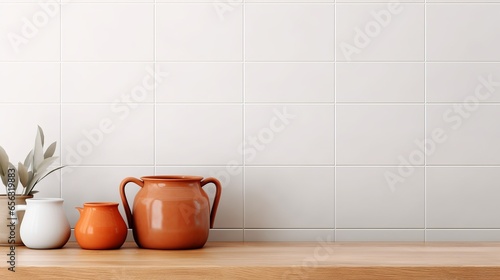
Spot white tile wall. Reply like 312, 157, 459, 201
0, 62, 60, 102
426, 167, 500, 228
336, 4, 424, 61
61, 4, 154, 61
245, 167, 335, 229
0, 4, 60, 61
1, 1, 500, 242
336, 63, 424, 103
336, 105, 424, 165
245, 4, 335, 61
245, 63, 335, 103
427, 5, 500, 61
336, 167, 424, 229
156, 63, 243, 103
426, 63, 500, 102
156, 4, 242, 61
62, 63, 155, 103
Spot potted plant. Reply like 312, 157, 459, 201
0, 126, 64, 246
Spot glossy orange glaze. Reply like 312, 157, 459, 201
120, 176, 221, 250
75, 202, 128, 250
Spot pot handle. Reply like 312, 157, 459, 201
12, 204, 27, 225
119, 177, 144, 231
200, 177, 222, 229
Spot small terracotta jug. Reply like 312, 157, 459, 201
120, 175, 221, 250
75, 202, 128, 250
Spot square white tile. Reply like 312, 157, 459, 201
208, 230, 243, 242
427, 5, 500, 61
336, 105, 425, 165
245, 63, 334, 103
61, 104, 154, 166
336, 167, 425, 228
336, 4, 424, 61
0, 4, 60, 61
426, 63, 500, 103
62, 63, 155, 103
156, 4, 242, 61
156, 105, 243, 165
244, 230, 334, 242
61, 4, 154, 61
156, 63, 242, 103
427, 167, 500, 228
427, 0, 500, 2
0, 62, 59, 102
338, 0, 422, 2
62, 166, 153, 227
246, 0, 333, 2
0, 105, 60, 167
245, 167, 335, 228
336, 63, 424, 103
61, 0, 153, 2
336, 230, 424, 241
426, 105, 500, 165
156, 166, 243, 228
245, 4, 335, 61
426, 230, 500, 242
245, 105, 335, 165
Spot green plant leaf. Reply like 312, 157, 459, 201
44, 142, 57, 159
38, 125, 45, 147
24, 149, 34, 170
0, 146, 9, 176
24, 166, 65, 195
30, 190, 39, 195
28, 171, 33, 183
18, 162, 29, 188
33, 127, 44, 172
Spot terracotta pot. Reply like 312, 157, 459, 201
0, 195, 33, 246
75, 202, 128, 250
120, 175, 221, 250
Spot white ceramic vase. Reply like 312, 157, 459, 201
16, 198, 71, 249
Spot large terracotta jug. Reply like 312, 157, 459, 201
119, 175, 221, 249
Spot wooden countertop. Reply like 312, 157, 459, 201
2, 242, 500, 279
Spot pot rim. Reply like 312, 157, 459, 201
0, 194, 34, 198
26, 198, 63, 203
141, 175, 204, 181
83, 202, 119, 207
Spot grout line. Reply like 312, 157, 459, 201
12, 102, 500, 105
4, 1, 500, 3
424, 0, 427, 242
4, 60, 500, 63
57, 164, 500, 168
59, 1, 63, 198
333, 0, 337, 242
153, 0, 157, 175
242, 0, 246, 242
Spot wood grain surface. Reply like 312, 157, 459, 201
2, 242, 500, 279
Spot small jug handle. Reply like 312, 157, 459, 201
12, 204, 27, 225
119, 177, 144, 234
200, 177, 222, 229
